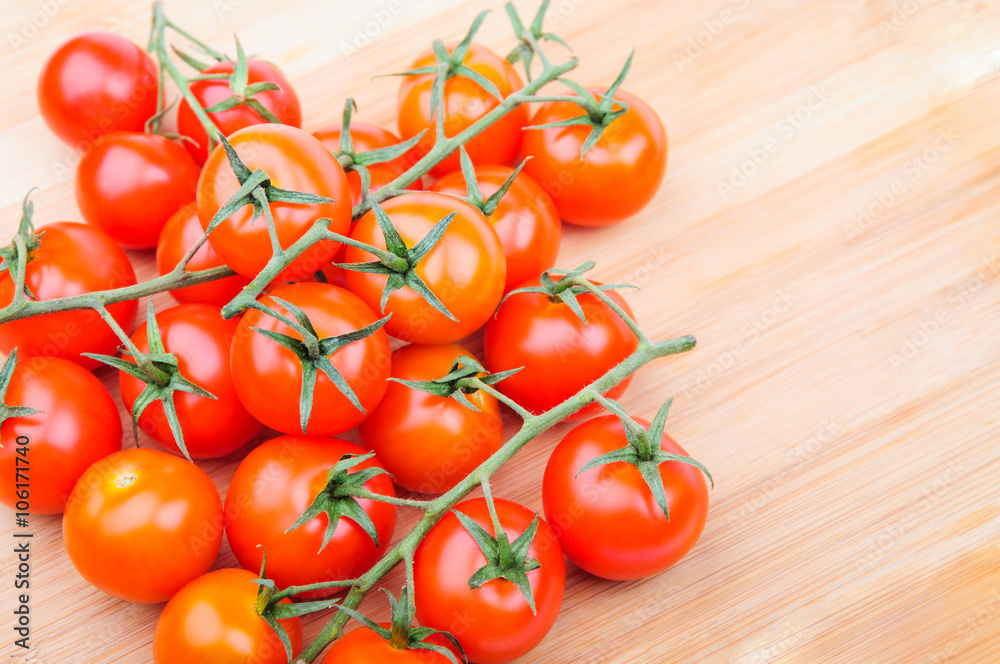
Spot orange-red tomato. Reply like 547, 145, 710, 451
522, 88, 668, 226
345, 192, 506, 344
429, 164, 561, 292
177, 59, 302, 164
118, 304, 261, 459
196, 124, 351, 281
62, 448, 224, 603
224, 435, 397, 599
359, 343, 503, 494
0, 357, 121, 514
543, 416, 710, 580
154, 568, 303, 664
398, 43, 527, 177
0, 222, 137, 371
321, 623, 459, 663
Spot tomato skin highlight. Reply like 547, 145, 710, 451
62, 448, 224, 603
484, 279, 638, 418
543, 416, 709, 580
321, 623, 458, 663
345, 192, 506, 344
37, 32, 158, 149
118, 303, 262, 459
0, 357, 121, 515
398, 43, 528, 177
177, 58, 302, 164
522, 88, 668, 227
414, 498, 565, 664
0, 222, 137, 371
196, 124, 351, 281
359, 343, 503, 494
75, 131, 200, 249
154, 568, 303, 664
224, 435, 397, 600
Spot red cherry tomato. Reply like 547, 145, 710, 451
230, 283, 391, 436
344, 192, 506, 344
484, 279, 638, 418
37, 32, 158, 149
429, 164, 561, 292
359, 343, 503, 494
156, 202, 252, 307
62, 448, 224, 603
543, 415, 710, 580
321, 623, 459, 664
398, 43, 527, 177
75, 131, 200, 249
0, 222, 137, 371
522, 88, 668, 226
197, 124, 351, 281
118, 304, 261, 459
0, 357, 121, 514
224, 435, 397, 599
177, 58, 302, 164
414, 498, 565, 664
154, 568, 303, 664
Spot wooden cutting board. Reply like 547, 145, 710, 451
1, 0, 999, 662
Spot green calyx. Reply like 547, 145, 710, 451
456, 147, 529, 218
285, 452, 392, 552
0, 191, 44, 303
249, 296, 390, 434
579, 395, 714, 521
83, 300, 217, 462
500, 260, 635, 324
0, 349, 42, 438
388, 354, 521, 412
202, 37, 283, 122
504, 0, 571, 80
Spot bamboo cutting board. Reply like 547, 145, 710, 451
1, 0, 999, 662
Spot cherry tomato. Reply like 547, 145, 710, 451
37, 32, 158, 149
75, 131, 200, 249
344, 192, 505, 344
118, 304, 261, 459
484, 279, 638, 418
398, 43, 527, 177
225, 435, 397, 599
62, 448, 223, 603
429, 165, 561, 292
321, 623, 458, 664
522, 88, 667, 227
156, 202, 252, 306
197, 124, 351, 281
154, 568, 303, 664
414, 498, 565, 664
177, 58, 302, 164
0, 357, 121, 514
0, 222, 137, 371
543, 415, 709, 580
359, 344, 503, 494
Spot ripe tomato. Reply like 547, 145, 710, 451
414, 498, 565, 664
154, 568, 303, 664
230, 282, 390, 435
429, 165, 561, 292
197, 124, 351, 281
75, 131, 200, 249
359, 344, 503, 494
37, 32, 158, 149
156, 202, 252, 306
62, 448, 223, 603
177, 59, 302, 164
0, 356, 121, 514
398, 43, 527, 177
344, 192, 505, 344
321, 623, 458, 664
224, 435, 397, 599
543, 415, 710, 580
118, 304, 261, 459
0, 222, 137, 371
484, 280, 638, 418
522, 89, 667, 226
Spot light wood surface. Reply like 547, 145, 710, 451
2, 0, 1000, 662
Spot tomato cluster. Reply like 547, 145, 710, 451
0, 5, 708, 664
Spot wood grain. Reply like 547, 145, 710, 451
2, 0, 1000, 662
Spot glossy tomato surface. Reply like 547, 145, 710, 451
321, 623, 458, 664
